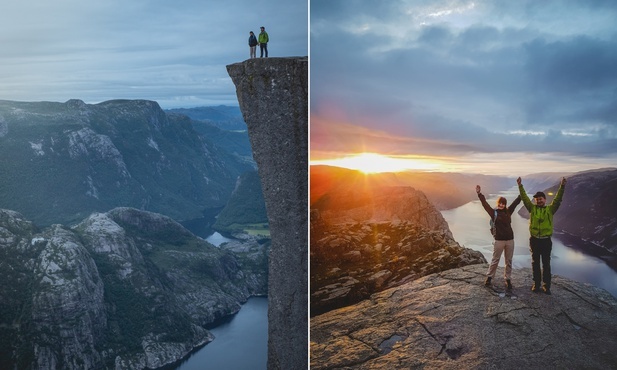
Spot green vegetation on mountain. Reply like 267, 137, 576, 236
213, 170, 268, 235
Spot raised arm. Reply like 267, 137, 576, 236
549, 177, 566, 214
508, 195, 522, 215
517, 177, 533, 212
476, 185, 495, 217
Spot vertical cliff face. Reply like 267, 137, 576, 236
227, 57, 308, 370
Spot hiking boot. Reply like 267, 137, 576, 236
505, 279, 512, 290
484, 277, 492, 286
542, 285, 551, 295
531, 283, 541, 293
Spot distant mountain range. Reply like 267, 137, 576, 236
165, 107, 253, 160
0, 99, 255, 227
311, 165, 512, 211
165, 106, 246, 131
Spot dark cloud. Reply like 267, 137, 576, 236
524, 36, 617, 93
418, 26, 453, 46
311, 0, 617, 168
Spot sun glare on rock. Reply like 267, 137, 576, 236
313, 153, 441, 173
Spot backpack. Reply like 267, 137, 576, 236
489, 209, 497, 236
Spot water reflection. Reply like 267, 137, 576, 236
442, 187, 617, 297
174, 297, 268, 370
205, 232, 234, 247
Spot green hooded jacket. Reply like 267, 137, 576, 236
258, 31, 269, 44
518, 182, 565, 238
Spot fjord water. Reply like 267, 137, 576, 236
174, 297, 268, 370
442, 187, 617, 297
205, 231, 234, 247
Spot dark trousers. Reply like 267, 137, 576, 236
530, 236, 552, 288
260, 43, 268, 57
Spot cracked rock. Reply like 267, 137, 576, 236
311, 264, 617, 369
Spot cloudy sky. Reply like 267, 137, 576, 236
310, 0, 617, 176
0, 0, 307, 108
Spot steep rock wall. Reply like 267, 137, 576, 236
227, 57, 308, 370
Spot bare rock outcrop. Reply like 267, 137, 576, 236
227, 57, 308, 370
0, 207, 267, 369
310, 186, 486, 315
311, 264, 617, 369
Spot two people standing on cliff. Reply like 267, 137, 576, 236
476, 185, 521, 290
477, 177, 567, 294
248, 27, 269, 59
517, 176, 567, 295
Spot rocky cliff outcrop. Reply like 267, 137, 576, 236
519, 168, 617, 258
0, 207, 267, 369
311, 186, 485, 315
311, 264, 617, 369
0, 99, 254, 227
227, 57, 308, 370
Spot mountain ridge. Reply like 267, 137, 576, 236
0, 99, 253, 227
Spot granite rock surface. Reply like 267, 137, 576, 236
311, 264, 617, 369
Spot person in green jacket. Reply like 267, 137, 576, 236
517, 176, 567, 294
258, 26, 269, 58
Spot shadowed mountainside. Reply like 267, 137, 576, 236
0, 207, 267, 369
0, 99, 253, 227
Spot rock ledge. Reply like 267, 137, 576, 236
311, 264, 617, 369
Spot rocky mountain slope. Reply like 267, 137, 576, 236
519, 168, 617, 257
311, 264, 617, 369
0, 99, 254, 227
0, 207, 267, 369
310, 185, 485, 316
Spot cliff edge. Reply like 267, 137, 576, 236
311, 264, 617, 369
227, 57, 308, 370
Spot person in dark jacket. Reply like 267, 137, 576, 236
248, 31, 258, 59
476, 185, 522, 289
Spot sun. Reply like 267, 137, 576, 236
312, 153, 441, 173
